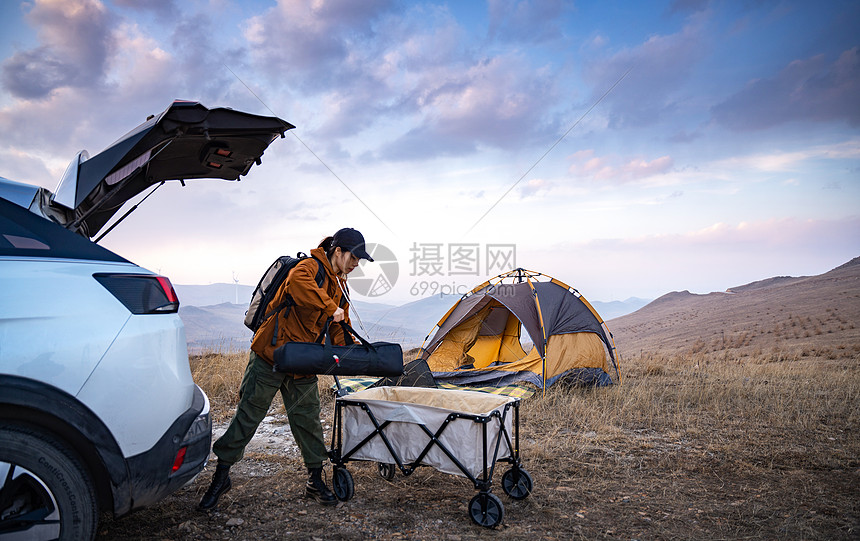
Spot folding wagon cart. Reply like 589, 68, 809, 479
327, 386, 533, 527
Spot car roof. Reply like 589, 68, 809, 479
0, 176, 43, 209
0, 196, 129, 263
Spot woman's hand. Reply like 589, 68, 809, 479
332, 307, 345, 322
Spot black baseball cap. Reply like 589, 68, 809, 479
332, 228, 374, 262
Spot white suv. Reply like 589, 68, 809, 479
0, 101, 292, 540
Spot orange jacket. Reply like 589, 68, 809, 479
251, 247, 350, 365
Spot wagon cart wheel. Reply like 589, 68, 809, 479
501, 467, 533, 500
332, 467, 354, 501
468, 492, 504, 528
377, 462, 396, 481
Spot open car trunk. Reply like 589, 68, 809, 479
47, 100, 294, 238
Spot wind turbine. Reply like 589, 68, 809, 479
232, 272, 239, 304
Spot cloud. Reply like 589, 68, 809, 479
582, 15, 708, 128
1, 0, 116, 99
667, 0, 710, 16
112, 0, 178, 20
487, 0, 570, 44
0, 3, 277, 165
711, 139, 860, 172
668, 129, 703, 143
244, 0, 397, 91
379, 125, 476, 160
244, 1, 565, 160
168, 15, 245, 101
0, 2, 184, 161
379, 53, 562, 160
519, 178, 552, 198
0, 23, 174, 161
583, 34, 608, 50
0, 148, 56, 187
568, 149, 674, 183
244, 1, 445, 146
712, 47, 860, 130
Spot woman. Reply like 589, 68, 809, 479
199, 228, 374, 509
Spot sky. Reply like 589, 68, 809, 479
0, 0, 858, 306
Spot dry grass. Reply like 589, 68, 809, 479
189, 351, 246, 422
515, 350, 859, 540
190, 351, 341, 423
175, 347, 860, 539
525, 351, 858, 467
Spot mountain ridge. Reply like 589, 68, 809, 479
175, 284, 650, 351
176, 258, 859, 356
609, 257, 860, 357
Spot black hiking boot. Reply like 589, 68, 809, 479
198, 462, 232, 510
305, 467, 337, 506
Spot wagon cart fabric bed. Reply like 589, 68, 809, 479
327, 386, 533, 527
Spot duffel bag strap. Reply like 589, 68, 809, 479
336, 321, 375, 350
315, 317, 357, 346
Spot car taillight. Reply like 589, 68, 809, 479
172, 446, 187, 472
93, 273, 181, 314
155, 275, 179, 304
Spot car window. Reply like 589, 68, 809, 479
0, 197, 128, 262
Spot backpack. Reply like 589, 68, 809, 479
244, 253, 325, 333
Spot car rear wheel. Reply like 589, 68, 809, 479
0, 424, 98, 541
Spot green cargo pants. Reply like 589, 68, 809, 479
212, 351, 328, 468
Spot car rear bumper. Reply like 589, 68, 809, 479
125, 385, 212, 510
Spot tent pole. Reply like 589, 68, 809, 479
527, 278, 549, 395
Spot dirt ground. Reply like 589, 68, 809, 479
96, 392, 858, 540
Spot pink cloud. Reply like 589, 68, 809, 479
519, 178, 553, 198
568, 150, 674, 183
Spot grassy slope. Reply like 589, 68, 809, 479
609, 257, 860, 361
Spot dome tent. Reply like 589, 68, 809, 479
420, 269, 621, 391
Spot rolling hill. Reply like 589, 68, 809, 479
176, 284, 648, 352
178, 303, 253, 353
175, 292, 456, 352
178, 257, 860, 360
609, 257, 860, 358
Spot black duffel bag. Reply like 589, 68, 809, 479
273, 318, 404, 377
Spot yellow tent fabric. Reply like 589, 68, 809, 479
544, 332, 609, 374
466, 311, 527, 368
426, 303, 493, 371
428, 333, 606, 384
422, 269, 620, 389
